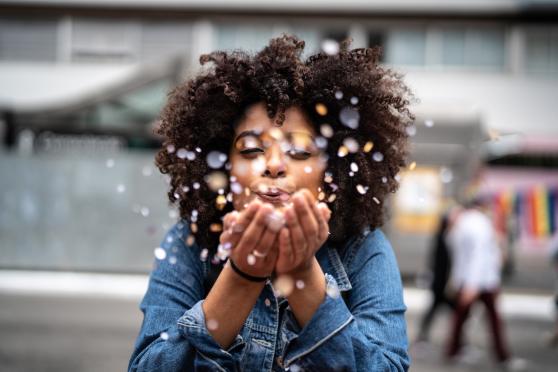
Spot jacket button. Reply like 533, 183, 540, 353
276, 356, 284, 367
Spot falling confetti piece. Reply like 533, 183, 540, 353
343, 137, 359, 153
304, 166, 313, 174
247, 254, 256, 265
381, 176, 388, 183
106, 158, 115, 168
190, 223, 198, 233
406, 125, 417, 137
440, 167, 453, 183
335, 90, 343, 100
337, 145, 348, 157
424, 119, 434, 127
116, 184, 125, 193
363, 141, 374, 153
372, 152, 384, 162
350, 162, 359, 172
177, 148, 188, 159
350, 96, 359, 105
296, 280, 305, 289
215, 195, 227, 210
373, 197, 381, 204
327, 194, 337, 203
356, 184, 368, 195
154, 247, 167, 260
160, 332, 169, 341
315, 103, 328, 116
409, 161, 417, 170
339, 107, 360, 129
205, 171, 228, 192
321, 39, 340, 55
273, 275, 294, 297
207, 319, 219, 331
210, 223, 222, 232
206, 151, 227, 169
320, 124, 334, 138
166, 144, 176, 154
200, 248, 209, 261
186, 235, 195, 246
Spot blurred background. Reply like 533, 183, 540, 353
0, 0, 557, 371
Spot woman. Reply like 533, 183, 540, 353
129, 34, 413, 371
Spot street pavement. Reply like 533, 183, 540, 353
0, 271, 556, 372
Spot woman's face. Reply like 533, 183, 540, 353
230, 102, 326, 212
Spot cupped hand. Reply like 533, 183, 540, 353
274, 189, 331, 276
219, 200, 282, 279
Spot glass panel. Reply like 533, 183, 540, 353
385, 30, 426, 66
466, 29, 505, 68
0, 18, 57, 62
441, 29, 466, 65
140, 21, 192, 63
72, 19, 138, 62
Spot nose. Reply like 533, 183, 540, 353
262, 144, 286, 178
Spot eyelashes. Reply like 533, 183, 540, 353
239, 148, 311, 160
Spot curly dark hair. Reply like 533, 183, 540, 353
155, 34, 414, 254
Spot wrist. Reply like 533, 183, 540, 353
225, 261, 268, 289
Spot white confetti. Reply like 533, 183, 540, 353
356, 184, 368, 195
207, 151, 228, 169
440, 167, 453, 183
350, 96, 359, 105
320, 124, 334, 138
116, 184, 125, 193
160, 332, 169, 340
207, 319, 219, 331
339, 107, 360, 129
343, 137, 359, 153
321, 39, 340, 55
106, 158, 115, 168
247, 254, 256, 265
350, 162, 359, 172
335, 90, 343, 100
154, 247, 167, 260
372, 152, 384, 162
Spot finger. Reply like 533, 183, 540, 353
312, 203, 329, 246
275, 227, 293, 273
222, 202, 260, 249
223, 210, 239, 231
293, 192, 319, 248
236, 203, 274, 259
285, 204, 306, 266
232, 200, 261, 234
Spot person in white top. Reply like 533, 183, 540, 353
548, 232, 558, 347
445, 199, 511, 364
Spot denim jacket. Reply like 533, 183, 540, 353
128, 221, 409, 371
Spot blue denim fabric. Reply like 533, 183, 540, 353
128, 221, 409, 371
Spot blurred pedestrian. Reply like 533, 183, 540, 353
415, 208, 458, 343
548, 232, 558, 347
445, 198, 512, 366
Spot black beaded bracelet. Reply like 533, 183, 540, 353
228, 259, 268, 282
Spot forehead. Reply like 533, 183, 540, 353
235, 103, 315, 136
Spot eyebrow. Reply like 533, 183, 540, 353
233, 130, 315, 144
233, 130, 261, 144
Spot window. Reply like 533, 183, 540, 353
140, 22, 192, 63
71, 19, 139, 63
0, 18, 57, 62
385, 29, 427, 66
525, 28, 558, 74
441, 28, 506, 69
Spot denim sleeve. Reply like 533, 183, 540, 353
128, 224, 246, 372
281, 230, 410, 371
